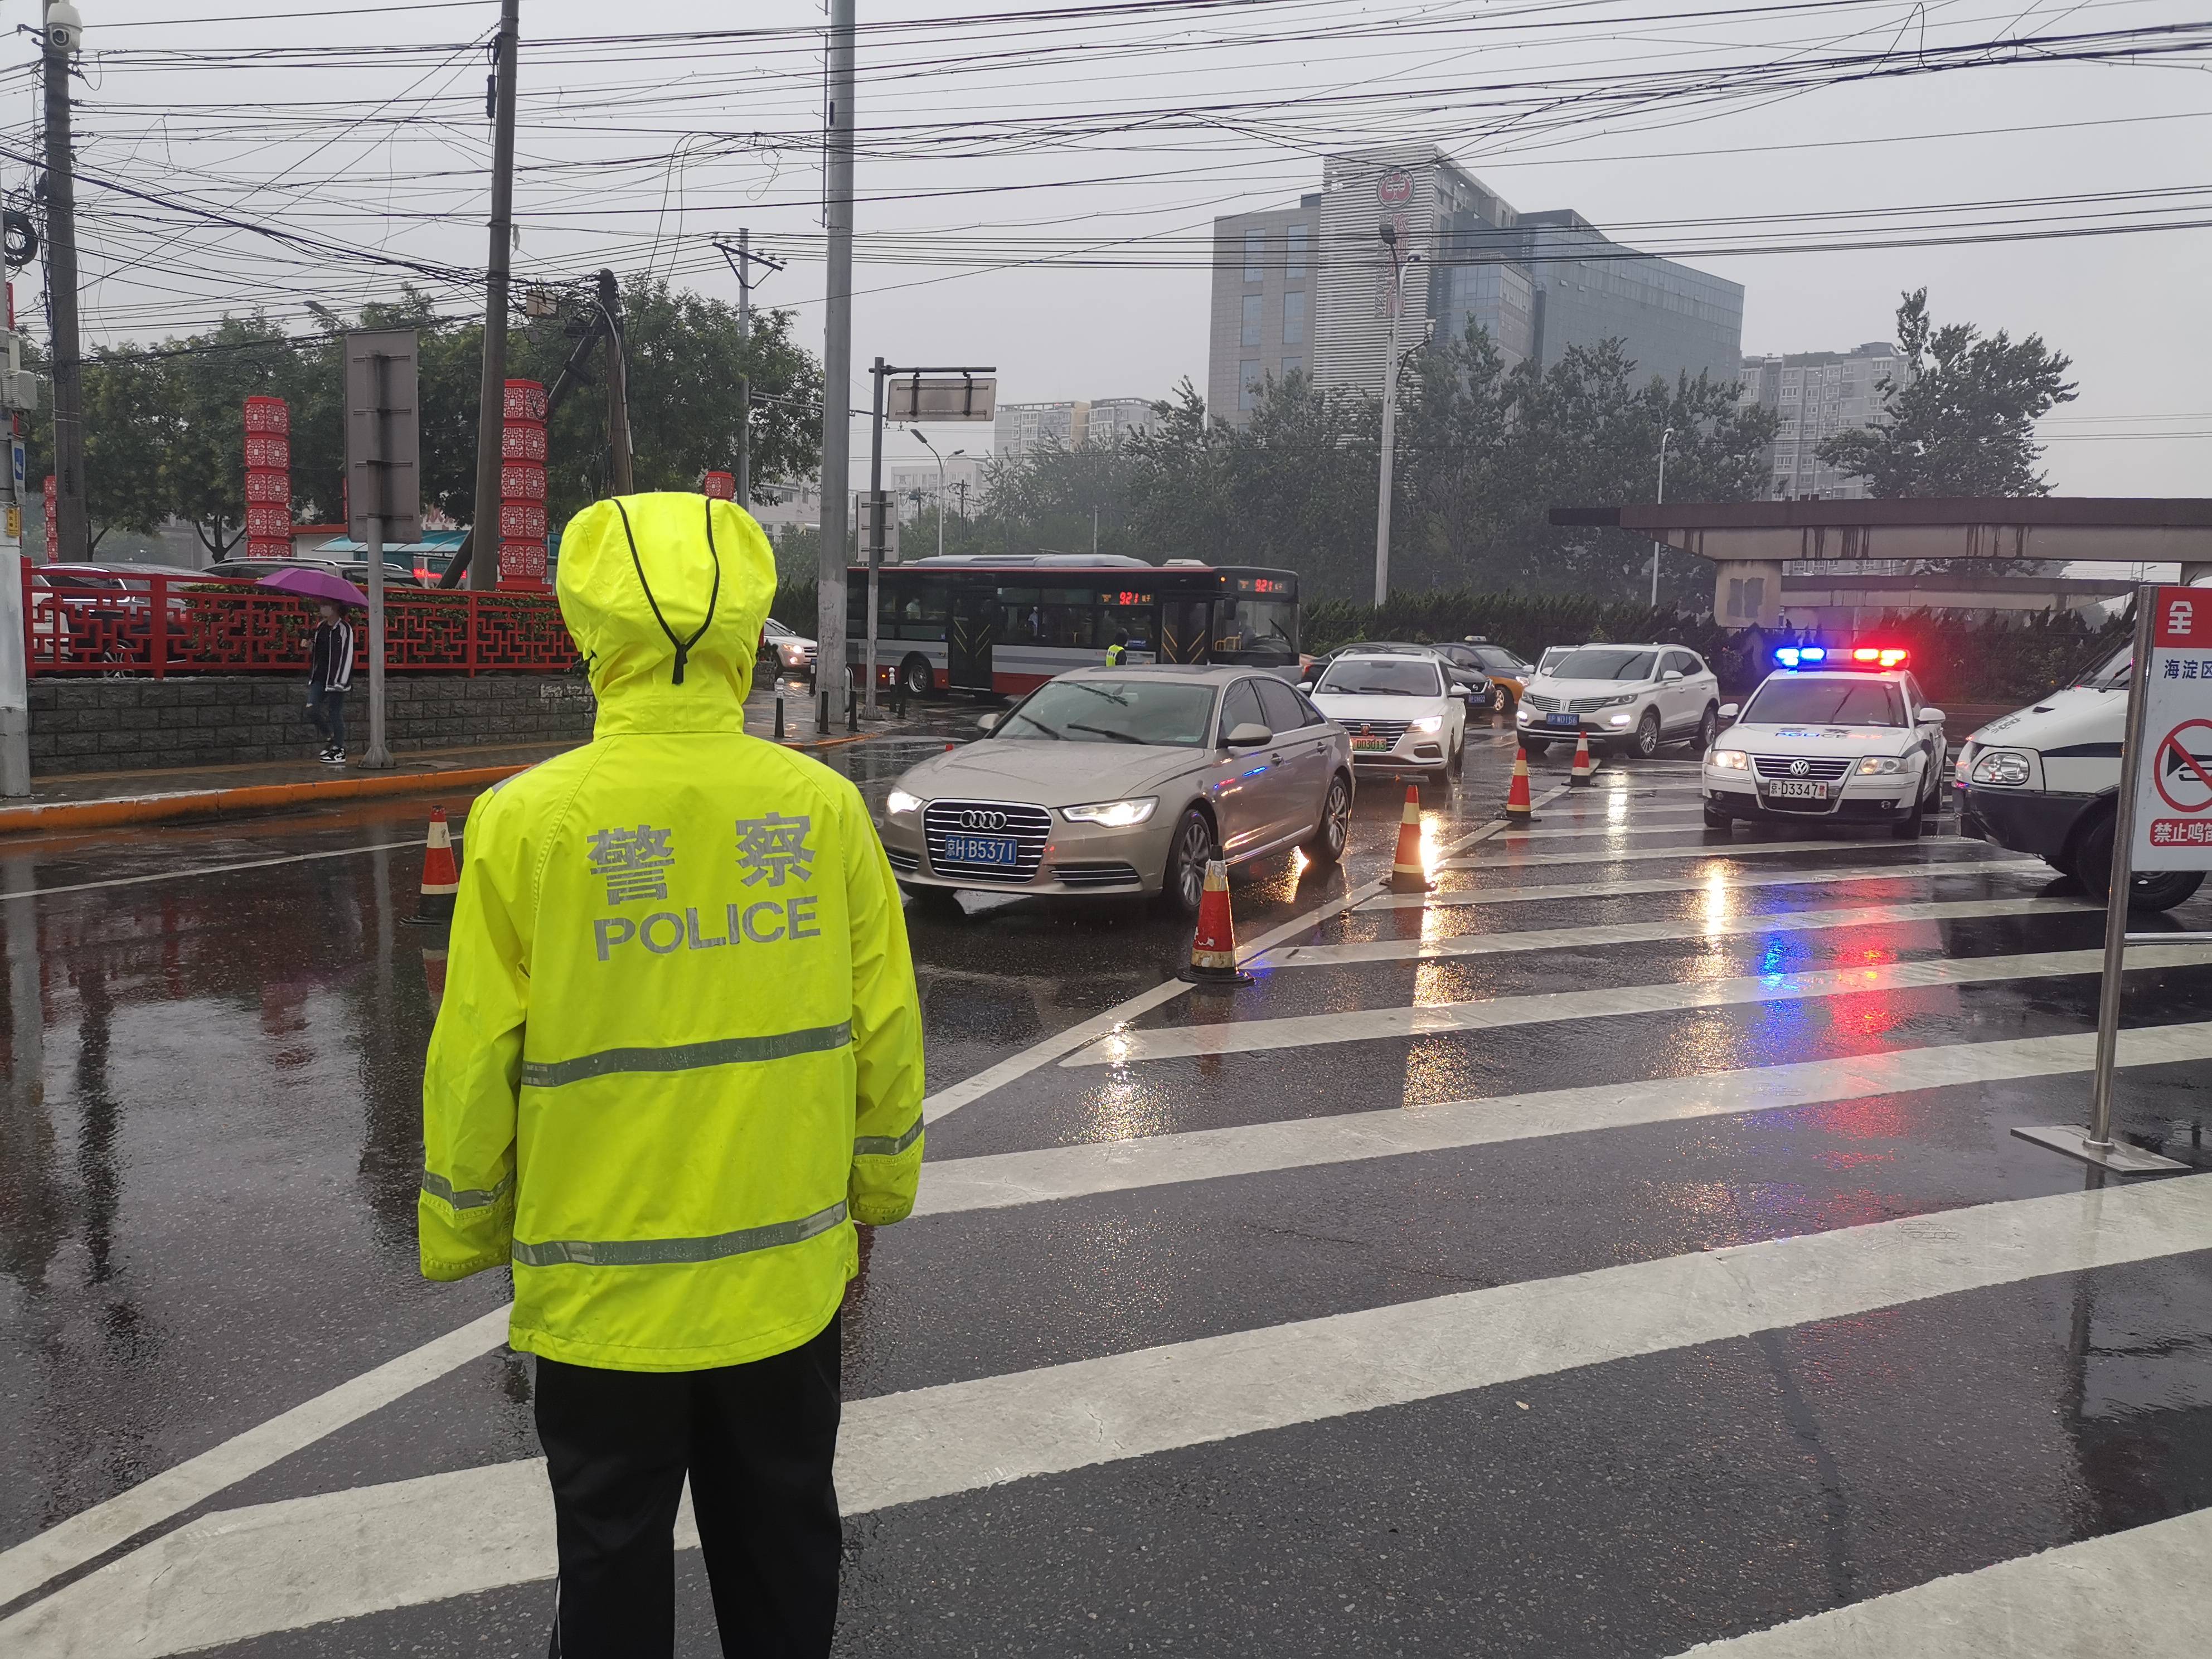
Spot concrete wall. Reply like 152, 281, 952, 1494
28, 673, 597, 776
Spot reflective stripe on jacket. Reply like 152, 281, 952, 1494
419, 492, 924, 1372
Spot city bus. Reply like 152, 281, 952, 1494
843, 554, 1300, 696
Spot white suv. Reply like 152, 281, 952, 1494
1516, 644, 1722, 759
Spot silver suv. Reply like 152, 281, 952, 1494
1516, 643, 1723, 759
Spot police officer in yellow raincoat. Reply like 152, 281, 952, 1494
419, 492, 924, 1658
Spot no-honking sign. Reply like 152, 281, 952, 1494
2136, 586, 2212, 867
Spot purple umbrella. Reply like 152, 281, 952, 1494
255, 565, 367, 607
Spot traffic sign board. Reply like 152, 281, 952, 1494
2132, 585, 2212, 867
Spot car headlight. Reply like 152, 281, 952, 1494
1709, 749, 1748, 770
1060, 797, 1157, 827
886, 789, 923, 816
1515, 705, 1532, 722
1856, 756, 1905, 775
1599, 693, 1639, 708
1410, 715, 1444, 734
1971, 750, 2032, 787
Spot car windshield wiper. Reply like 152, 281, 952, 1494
1006, 713, 1064, 739
1065, 721, 1146, 743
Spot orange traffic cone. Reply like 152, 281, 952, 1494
1505, 749, 1536, 822
404, 804, 460, 925
1180, 856, 1254, 986
1569, 733, 1595, 787
1388, 785, 1430, 893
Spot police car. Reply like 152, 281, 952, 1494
1700, 645, 1947, 837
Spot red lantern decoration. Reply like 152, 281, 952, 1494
701, 471, 735, 501
497, 379, 549, 593
243, 396, 290, 559
43, 473, 55, 562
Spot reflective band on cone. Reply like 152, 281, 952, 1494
1181, 856, 1254, 986
1569, 734, 1595, 787
405, 805, 461, 925
1389, 785, 1431, 893
1506, 749, 1536, 821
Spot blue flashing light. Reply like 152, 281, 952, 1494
1774, 645, 1828, 668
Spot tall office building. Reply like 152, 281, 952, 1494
993, 401, 1089, 462
1738, 343, 1905, 499
1206, 145, 1744, 425
1515, 210, 1744, 387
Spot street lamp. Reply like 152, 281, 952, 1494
1650, 425, 1675, 608
913, 431, 962, 561
1374, 223, 1422, 606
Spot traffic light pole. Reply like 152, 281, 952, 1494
818, 0, 856, 727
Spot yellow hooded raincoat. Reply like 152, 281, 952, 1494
419, 492, 924, 1371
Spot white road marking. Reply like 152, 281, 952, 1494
15, 1179, 2210, 1657
1255, 897, 2099, 968
1442, 837, 1972, 870
1358, 859, 2047, 911
0, 787, 1572, 1605
0, 838, 428, 902
920, 785, 1569, 1124
1064, 943, 2212, 1066
921, 1023, 2212, 1216
1670, 1506, 2212, 1657
1495, 822, 1728, 841
0, 1305, 511, 1612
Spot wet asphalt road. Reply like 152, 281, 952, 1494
2, 708, 2210, 1657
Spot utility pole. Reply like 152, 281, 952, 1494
1650, 425, 1674, 608
819, 0, 856, 726
716, 229, 784, 507
41, 2, 86, 566
599, 269, 633, 493
1372, 224, 1417, 607
466, 0, 519, 589
864, 356, 887, 712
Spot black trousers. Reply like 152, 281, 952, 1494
535, 1314, 842, 1659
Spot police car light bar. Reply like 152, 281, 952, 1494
1774, 643, 1909, 670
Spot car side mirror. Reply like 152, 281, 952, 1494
1717, 702, 1740, 721
1223, 721, 1272, 750
1917, 707, 1946, 725
976, 711, 1002, 733
1661, 670, 1684, 683
1298, 678, 1316, 691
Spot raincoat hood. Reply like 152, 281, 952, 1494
557, 492, 776, 735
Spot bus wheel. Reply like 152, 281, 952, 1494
898, 654, 934, 697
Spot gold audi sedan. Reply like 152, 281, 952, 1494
879, 664, 1355, 915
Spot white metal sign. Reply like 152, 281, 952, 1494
2133, 584, 2212, 869
886, 375, 995, 423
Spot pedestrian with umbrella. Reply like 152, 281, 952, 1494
258, 566, 366, 765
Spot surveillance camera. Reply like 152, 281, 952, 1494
45, 2, 84, 54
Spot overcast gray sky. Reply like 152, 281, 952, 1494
24, 0, 2212, 496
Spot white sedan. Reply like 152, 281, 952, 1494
1302, 650, 1469, 788
1702, 658, 1947, 838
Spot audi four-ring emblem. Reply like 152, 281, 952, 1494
958, 809, 1009, 831
1789, 758, 1811, 777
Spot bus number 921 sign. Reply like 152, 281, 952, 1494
2137, 585, 2212, 867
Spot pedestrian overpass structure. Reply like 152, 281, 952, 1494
1551, 497, 2212, 627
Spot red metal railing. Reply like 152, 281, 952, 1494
23, 569, 580, 677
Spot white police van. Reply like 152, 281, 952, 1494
1956, 636, 2206, 911
1701, 644, 1946, 838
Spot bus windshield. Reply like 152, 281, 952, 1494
1214, 596, 1298, 664
993, 678, 1217, 746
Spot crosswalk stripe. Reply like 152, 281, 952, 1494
922, 1023, 2212, 1215
1255, 896, 2099, 968
1443, 838, 1974, 870
1359, 858, 2047, 911
1064, 943, 2212, 1066
1670, 1506, 2212, 1657
17, 1179, 2208, 1658
1497, 821, 1740, 841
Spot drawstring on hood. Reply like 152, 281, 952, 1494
613, 497, 722, 686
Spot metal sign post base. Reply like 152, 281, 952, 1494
2010, 1124, 2188, 1175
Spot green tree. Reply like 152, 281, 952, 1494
1820, 289, 2075, 497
